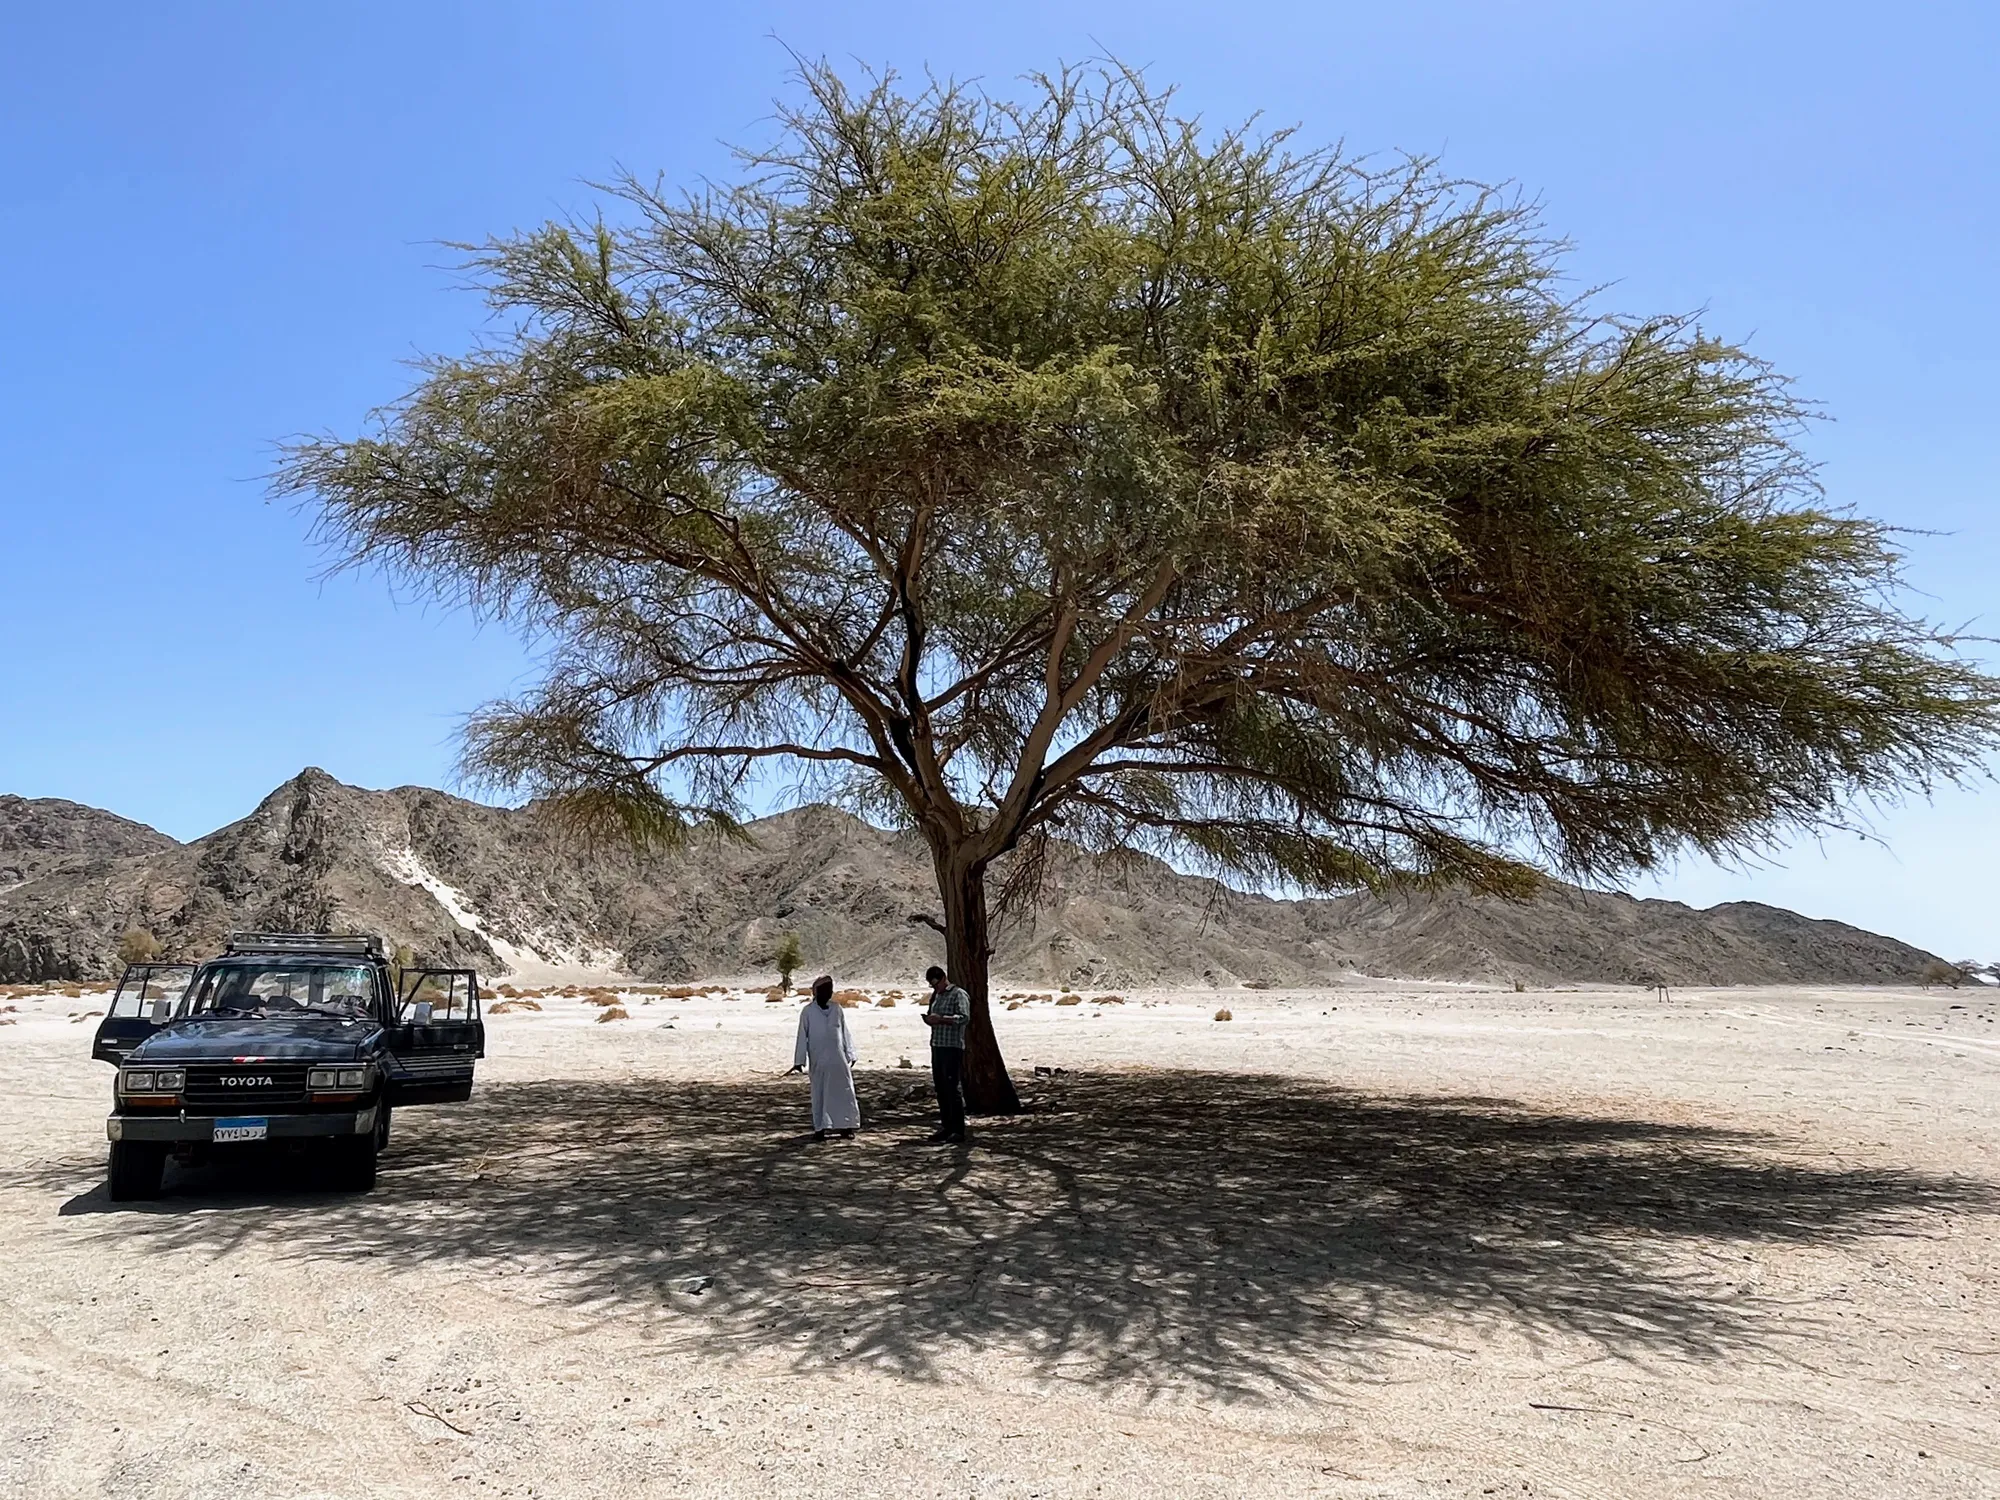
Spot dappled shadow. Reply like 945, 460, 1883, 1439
28, 1070, 1998, 1399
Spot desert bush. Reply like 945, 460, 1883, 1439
1094, 994, 1126, 1005
115, 928, 163, 966
1006, 1001, 1023, 1011
765, 987, 786, 1002
1055, 994, 1083, 1007
595, 1005, 630, 1023
876, 996, 896, 1007
833, 989, 868, 1007
1213, 1008, 1234, 1022
1919, 959, 1966, 990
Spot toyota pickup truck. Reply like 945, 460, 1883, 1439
91, 933, 484, 1200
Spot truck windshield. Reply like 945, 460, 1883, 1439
185, 963, 379, 1022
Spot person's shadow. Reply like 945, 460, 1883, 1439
39, 1068, 1993, 1398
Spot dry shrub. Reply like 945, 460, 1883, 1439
60, 985, 85, 999
71, 1010, 104, 1022
1094, 994, 1126, 1004
665, 985, 702, 999
493, 984, 519, 997
595, 1005, 630, 1023
765, 987, 786, 1002
580, 989, 623, 1006
794, 986, 812, 997
1055, 994, 1083, 1007
876, 996, 896, 1007
1006, 1001, 1023, 1011
1244, 979, 1274, 990
1213, 1008, 1233, 1022
833, 989, 868, 1008
488, 999, 544, 1014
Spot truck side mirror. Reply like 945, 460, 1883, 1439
149, 998, 171, 1024
412, 1001, 435, 1025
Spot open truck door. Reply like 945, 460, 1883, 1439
385, 968, 485, 1105
91, 963, 197, 1065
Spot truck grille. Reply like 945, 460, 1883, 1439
183, 1063, 311, 1109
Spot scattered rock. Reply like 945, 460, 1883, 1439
669, 1275, 712, 1296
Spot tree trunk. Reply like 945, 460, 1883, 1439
935, 850, 1022, 1115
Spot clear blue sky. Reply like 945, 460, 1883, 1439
2, 2, 1995, 957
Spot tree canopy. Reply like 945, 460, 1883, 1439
279, 62, 2000, 1110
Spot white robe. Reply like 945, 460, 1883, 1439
793, 1001, 860, 1131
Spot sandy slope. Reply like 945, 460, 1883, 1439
1, 981, 1996, 1499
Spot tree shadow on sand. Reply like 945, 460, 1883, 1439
38, 1070, 1997, 1399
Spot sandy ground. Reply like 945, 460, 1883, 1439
1, 978, 1997, 1500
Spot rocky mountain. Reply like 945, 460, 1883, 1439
0, 795, 179, 891
0, 768, 1946, 988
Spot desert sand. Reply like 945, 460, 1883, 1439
1, 979, 1996, 1499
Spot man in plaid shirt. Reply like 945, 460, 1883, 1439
921, 964, 970, 1142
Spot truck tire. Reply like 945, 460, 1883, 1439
373, 1102, 392, 1153
108, 1142, 166, 1201
331, 1134, 378, 1193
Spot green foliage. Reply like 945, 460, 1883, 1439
279, 59, 2000, 915
115, 928, 162, 967
774, 933, 803, 990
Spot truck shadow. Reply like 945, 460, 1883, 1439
40, 1068, 1999, 1399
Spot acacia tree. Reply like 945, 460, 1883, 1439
280, 64, 1999, 1112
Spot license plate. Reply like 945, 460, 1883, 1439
213, 1117, 268, 1143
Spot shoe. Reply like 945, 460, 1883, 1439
837, 1129, 855, 1139
813, 1130, 827, 1142
924, 1131, 953, 1144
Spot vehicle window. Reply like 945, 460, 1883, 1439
186, 964, 379, 1021
108, 967, 193, 1018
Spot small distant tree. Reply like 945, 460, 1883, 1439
115, 928, 162, 967
282, 62, 2000, 1112
774, 933, 803, 992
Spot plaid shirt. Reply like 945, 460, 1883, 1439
926, 984, 970, 1049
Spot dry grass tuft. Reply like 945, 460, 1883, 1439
765, 988, 786, 1002
833, 989, 868, 1008
876, 996, 896, 1007
1213, 1008, 1233, 1022
665, 985, 703, 999
1055, 994, 1083, 1007
595, 1005, 630, 1023
1094, 994, 1126, 1004
1006, 1000, 1024, 1011
488, 999, 544, 1014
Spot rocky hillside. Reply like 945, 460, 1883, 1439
0, 795, 179, 891
0, 768, 1945, 988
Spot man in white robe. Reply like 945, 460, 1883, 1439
789, 974, 860, 1139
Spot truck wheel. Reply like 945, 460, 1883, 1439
108, 1142, 166, 1202
373, 1102, 392, 1153
331, 1134, 378, 1193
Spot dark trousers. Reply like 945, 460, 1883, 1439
931, 1046, 966, 1138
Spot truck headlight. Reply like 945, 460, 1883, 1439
309, 1066, 371, 1091
119, 1068, 181, 1095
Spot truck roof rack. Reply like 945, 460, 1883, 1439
223, 932, 387, 960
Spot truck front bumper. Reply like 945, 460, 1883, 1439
108, 1105, 376, 1144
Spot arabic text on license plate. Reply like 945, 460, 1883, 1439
213, 1117, 268, 1143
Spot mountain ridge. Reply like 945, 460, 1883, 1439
0, 768, 1945, 987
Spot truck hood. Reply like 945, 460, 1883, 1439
132, 1015, 379, 1064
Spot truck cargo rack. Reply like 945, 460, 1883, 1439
222, 932, 387, 960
